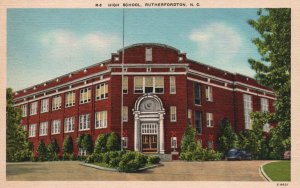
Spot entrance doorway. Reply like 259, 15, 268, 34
142, 135, 157, 152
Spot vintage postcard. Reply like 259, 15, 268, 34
1, 0, 299, 188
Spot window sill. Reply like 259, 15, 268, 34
64, 130, 74, 133
39, 134, 47, 136
79, 129, 90, 131
28, 136, 35, 138
95, 126, 107, 129
65, 105, 75, 108
51, 133, 60, 135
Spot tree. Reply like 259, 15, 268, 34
6, 88, 31, 162
82, 134, 93, 154
106, 132, 120, 151
63, 136, 73, 154
217, 118, 238, 157
248, 9, 291, 158
94, 133, 109, 153
180, 126, 198, 153
48, 139, 59, 160
37, 140, 48, 161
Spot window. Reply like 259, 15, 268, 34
51, 120, 61, 134
207, 140, 213, 150
145, 47, 152, 62
64, 116, 75, 133
52, 95, 62, 110
188, 109, 192, 126
80, 87, 91, 104
206, 113, 213, 127
205, 86, 213, 101
40, 98, 49, 113
261, 98, 269, 112
21, 104, 27, 117
123, 76, 128, 94
65, 91, 75, 107
95, 111, 107, 129
39, 122, 48, 136
29, 124, 36, 137
134, 77, 143, 93
79, 114, 90, 131
141, 123, 158, 134
194, 83, 201, 105
170, 76, 176, 94
155, 77, 164, 93
195, 111, 202, 134
171, 137, 177, 149
134, 76, 164, 94
79, 148, 87, 156
145, 77, 153, 93
22, 125, 27, 131
96, 83, 108, 100
243, 94, 252, 129
122, 137, 128, 148
123, 106, 128, 122
170, 106, 177, 122
30, 101, 38, 115
261, 98, 270, 132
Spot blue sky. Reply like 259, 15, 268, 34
7, 8, 261, 91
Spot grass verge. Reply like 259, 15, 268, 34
263, 161, 290, 181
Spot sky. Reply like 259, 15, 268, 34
7, 8, 261, 91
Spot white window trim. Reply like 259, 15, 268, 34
64, 116, 75, 133
40, 98, 49, 113
205, 86, 213, 102
51, 120, 61, 135
21, 104, 27, 117
122, 137, 128, 148
145, 47, 152, 62
39, 122, 48, 136
134, 76, 164, 94
29, 124, 36, 137
65, 91, 76, 108
170, 106, 177, 122
95, 83, 108, 101
30, 101, 38, 116
206, 112, 213, 127
79, 114, 90, 131
52, 95, 62, 111
95, 111, 107, 129
171, 137, 177, 149
80, 87, 91, 104
243, 94, 253, 130
122, 76, 128, 94
170, 76, 176, 94
123, 106, 128, 122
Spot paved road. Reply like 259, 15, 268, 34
6, 160, 269, 181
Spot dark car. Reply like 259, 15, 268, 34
283, 151, 291, 160
226, 149, 252, 160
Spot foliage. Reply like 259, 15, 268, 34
147, 155, 160, 164
248, 8, 291, 159
94, 133, 109, 153
63, 136, 73, 154
82, 134, 93, 154
217, 118, 238, 157
106, 132, 121, 151
6, 88, 32, 162
37, 140, 48, 161
118, 151, 146, 172
180, 127, 198, 153
180, 126, 222, 161
47, 139, 59, 161
77, 134, 84, 148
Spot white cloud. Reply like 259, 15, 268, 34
189, 22, 243, 66
40, 29, 120, 63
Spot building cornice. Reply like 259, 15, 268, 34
14, 69, 111, 102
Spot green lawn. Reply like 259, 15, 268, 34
263, 161, 291, 181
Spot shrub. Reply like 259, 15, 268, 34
82, 134, 93, 155
37, 140, 47, 161
62, 153, 70, 161
147, 155, 160, 164
63, 136, 73, 155
109, 157, 121, 168
94, 134, 109, 153
117, 151, 147, 172
48, 139, 59, 161
106, 132, 120, 151
93, 153, 104, 163
70, 154, 76, 161
103, 152, 111, 164
86, 154, 95, 163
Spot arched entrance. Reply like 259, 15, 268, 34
133, 94, 165, 154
